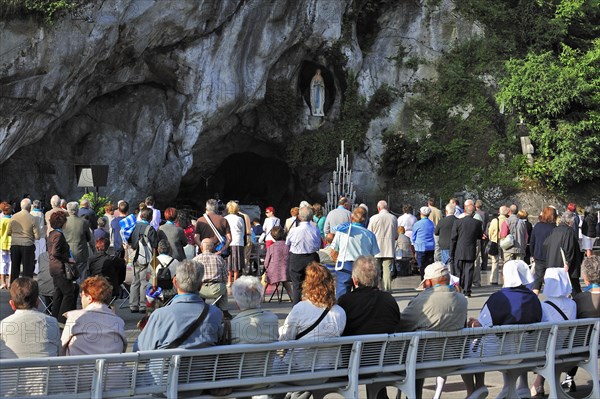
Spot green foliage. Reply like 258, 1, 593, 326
497, 39, 600, 190
380, 36, 519, 197
80, 192, 112, 219
262, 80, 302, 128
287, 77, 397, 170
379, 0, 599, 196
0, 0, 77, 23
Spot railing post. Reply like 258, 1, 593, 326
345, 341, 362, 399
166, 355, 181, 398
91, 359, 106, 399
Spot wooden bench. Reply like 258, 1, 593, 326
1, 319, 598, 398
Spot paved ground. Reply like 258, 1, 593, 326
1, 270, 596, 398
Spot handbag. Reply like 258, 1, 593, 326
485, 241, 499, 256
499, 234, 515, 250
65, 262, 80, 281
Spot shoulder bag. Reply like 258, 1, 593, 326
295, 307, 330, 340
204, 213, 229, 257
166, 304, 210, 349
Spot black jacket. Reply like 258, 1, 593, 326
543, 225, 582, 278
450, 216, 483, 261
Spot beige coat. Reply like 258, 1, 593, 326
367, 209, 399, 258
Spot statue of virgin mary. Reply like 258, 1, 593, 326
310, 69, 325, 117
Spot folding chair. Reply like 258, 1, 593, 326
118, 260, 134, 309
263, 282, 290, 304
35, 252, 54, 315
118, 283, 131, 309
38, 296, 53, 315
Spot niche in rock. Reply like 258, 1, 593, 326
298, 61, 335, 116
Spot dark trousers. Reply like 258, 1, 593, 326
416, 250, 435, 279
479, 239, 489, 270
532, 258, 546, 291
10, 244, 36, 283
52, 274, 77, 324
288, 252, 319, 305
456, 260, 475, 294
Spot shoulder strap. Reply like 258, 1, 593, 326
204, 213, 224, 242
295, 307, 330, 340
167, 304, 210, 349
545, 300, 569, 320
140, 224, 151, 240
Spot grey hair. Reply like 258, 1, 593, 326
80, 198, 90, 208
232, 276, 263, 310
464, 199, 474, 208
158, 239, 171, 255
510, 204, 518, 214
66, 201, 79, 215
559, 211, 575, 227
206, 199, 218, 213
445, 204, 455, 215
175, 260, 204, 293
581, 255, 600, 285
499, 206, 509, 216
20, 198, 32, 211
298, 205, 313, 222
584, 205, 593, 214
352, 256, 379, 288
50, 195, 61, 208
377, 200, 388, 210
32, 200, 41, 209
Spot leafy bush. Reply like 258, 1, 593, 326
497, 41, 600, 190
79, 192, 112, 219
379, 0, 599, 196
0, 0, 77, 24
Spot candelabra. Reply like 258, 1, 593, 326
325, 140, 356, 214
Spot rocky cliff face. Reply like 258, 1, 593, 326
0, 0, 480, 209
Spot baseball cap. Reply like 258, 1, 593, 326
417, 262, 449, 289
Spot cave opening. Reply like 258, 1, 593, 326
175, 152, 296, 216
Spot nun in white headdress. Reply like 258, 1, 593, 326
530, 268, 577, 397
462, 260, 542, 399
541, 268, 576, 321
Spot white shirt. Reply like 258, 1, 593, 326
149, 206, 161, 231
225, 214, 245, 246
260, 216, 281, 242
279, 300, 346, 370
397, 213, 417, 240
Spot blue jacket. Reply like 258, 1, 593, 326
412, 217, 435, 252
134, 294, 223, 350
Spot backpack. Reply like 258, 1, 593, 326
157, 259, 174, 289
135, 225, 153, 266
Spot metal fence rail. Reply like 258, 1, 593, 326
1, 320, 598, 399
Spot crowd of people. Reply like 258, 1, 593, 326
0, 193, 599, 399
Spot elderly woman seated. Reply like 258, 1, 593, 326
61, 276, 127, 356
231, 276, 279, 344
